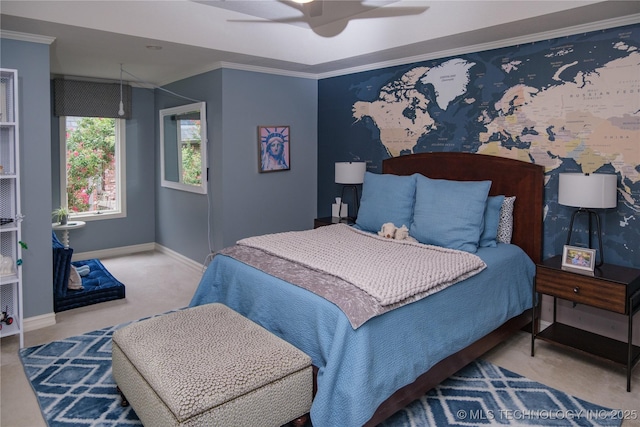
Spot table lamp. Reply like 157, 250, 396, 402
558, 172, 617, 266
335, 162, 366, 219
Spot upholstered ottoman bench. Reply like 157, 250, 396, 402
111, 303, 312, 427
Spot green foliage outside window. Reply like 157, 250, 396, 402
66, 117, 115, 213
179, 120, 202, 186
181, 144, 202, 185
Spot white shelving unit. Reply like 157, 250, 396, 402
0, 68, 23, 348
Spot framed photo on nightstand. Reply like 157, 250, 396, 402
561, 245, 595, 275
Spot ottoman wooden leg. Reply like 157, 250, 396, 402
291, 414, 309, 426
116, 386, 129, 407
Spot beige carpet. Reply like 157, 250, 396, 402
2, 250, 638, 426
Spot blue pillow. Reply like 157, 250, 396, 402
479, 195, 505, 248
410, 176, 491, 253
355, 172, 416, 233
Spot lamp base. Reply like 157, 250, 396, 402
566, 208, 604, 267
339, 185, 360, 221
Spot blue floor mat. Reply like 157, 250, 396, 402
55, 259, 125, 312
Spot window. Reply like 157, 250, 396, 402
177, 118, 202, 186
60, 116, 126, 219
159, 102, 207, 194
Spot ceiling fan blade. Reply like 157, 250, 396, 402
226, 1, 429, 38
228, 17, 308, 25
303, 0, 324, 18
353, 5, 429, 20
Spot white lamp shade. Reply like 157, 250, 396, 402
558, 173, 617, 209
335, 162, 366, 184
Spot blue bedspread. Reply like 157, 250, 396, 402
190, 243, 534, 427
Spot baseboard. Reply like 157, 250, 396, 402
73, 242, 156, 261
154, 244, 205, 273
24, 312, 57, 332
74, 243, 204, 274
23, 244, 202, 334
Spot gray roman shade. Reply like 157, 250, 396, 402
54, 79, 132, 119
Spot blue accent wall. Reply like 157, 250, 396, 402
318, 23, 640, 269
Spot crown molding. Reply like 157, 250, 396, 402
156, 13, 640, 85
218, 62, 318, 80
0, 29, 55, 45
316, 13, 640, 80
197, 13, 640, 81
10, 13, 636, 85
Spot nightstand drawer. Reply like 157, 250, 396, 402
536, 267, 626, 314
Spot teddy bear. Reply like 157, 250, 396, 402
378, 222, 397, 239
394, 224, 418, 243
378, 223, 418, 243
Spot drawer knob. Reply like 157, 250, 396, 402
573, 287, 580, 294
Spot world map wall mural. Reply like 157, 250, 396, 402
318, 23, 639, 268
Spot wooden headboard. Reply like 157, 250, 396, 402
383, 152, 544, 263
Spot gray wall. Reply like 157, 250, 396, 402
1, 38, 53, 317
218, 69, 317, 246
155, 71, 219, 263
156, 69, 318, 263
5, 38, 318, 319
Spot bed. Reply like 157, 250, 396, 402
190, 152, 544, 426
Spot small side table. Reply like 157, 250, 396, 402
532, 255, 640, 392
52, 221, 86, 248
314, 216, 355, 229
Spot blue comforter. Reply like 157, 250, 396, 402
190, 243, 534, 426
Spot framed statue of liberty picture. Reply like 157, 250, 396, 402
258, 126, 290, 173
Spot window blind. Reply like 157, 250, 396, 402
53, 79, 132, 119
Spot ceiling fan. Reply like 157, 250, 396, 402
289, 0, 325, 19
212, 0, 429, 37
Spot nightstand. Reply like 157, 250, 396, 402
531, 255, 640, 391
314, 216, 355, 229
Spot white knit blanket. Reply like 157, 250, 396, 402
237, 224, 486, 306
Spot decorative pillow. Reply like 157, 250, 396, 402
355, 172, 416, 233
68, 265, 84, 290
410, 175, 491, 253
479, 195, 505, 248
497, 196, 516, 244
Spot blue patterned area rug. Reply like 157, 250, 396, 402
20, 323, 621, 427
380, 359, 622, 427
